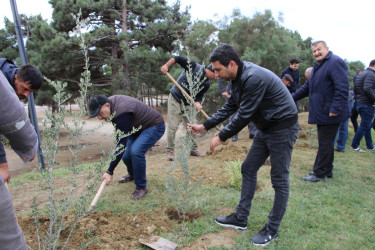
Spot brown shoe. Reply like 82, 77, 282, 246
190, 150, 205, 157
167, 152, 174, 161
118, 174, 134, 183
131, 188, 148, 200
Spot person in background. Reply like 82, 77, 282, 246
0, 69, 39, 249
88, 95, 165, 200
350, 69, 363, 133
281, 73, 294, 88
350, 60, 375, 152
280, 58, 300, 94
334, 92, 354, 152
218, 78, 239, 141
293, 40, 350, 182
161, 56, 216, 160
188, 43, 299, 247
305, 67, 313, 79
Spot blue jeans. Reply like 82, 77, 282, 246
351, 104, 375, 149
236, 123, 299, 232
122, 123, 165, 189
334, 119, 349, 151
334, 100, 353, 151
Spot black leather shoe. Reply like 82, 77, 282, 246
309, 171, 332, 178
215, 213, 247, 230
302, 175, 325, 182
131, 188, 148, 199
118, 174, 134, 183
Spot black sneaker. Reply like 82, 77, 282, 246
251, 226, 278, 246
215, 213, 247, 230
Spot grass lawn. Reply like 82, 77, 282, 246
9, 113, 375, 249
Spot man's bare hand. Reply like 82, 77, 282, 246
187, 123, 205, 135
160, 65, 169, 74
0, 162, 10, 183
195, 102, 202, 111
102, 172, 113, 185
329, 112, 338, 117
222, 91, 230, 98
210, 136, 223, 152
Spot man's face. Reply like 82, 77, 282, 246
312, 43, 329, 63
205, 69, 217, 80
14, 74, 34, 99
290, 63, 299, 71
282, 78, 291, 87
97, 103, 111, 121
211, 60, 236, 81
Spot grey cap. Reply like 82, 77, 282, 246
283, 74, 294, 83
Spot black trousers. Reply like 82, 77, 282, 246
313, 124, 340, 177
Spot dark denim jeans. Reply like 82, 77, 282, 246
334, 119, 349, 151
351, 103, 375, 149
122, 123, 165, 189
334, 100, 354, 151
235, 123, 299, 233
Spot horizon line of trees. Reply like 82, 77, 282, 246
0, 0, 365, 114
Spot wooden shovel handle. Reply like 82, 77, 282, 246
88, 181, 106, 212
165, 72, 211, 119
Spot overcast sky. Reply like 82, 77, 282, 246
1, 0, 373, 66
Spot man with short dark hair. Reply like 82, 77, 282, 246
351, 59, 375, 152
0, 58, 43, 99
281, 58, 300, 94
0, 58, 43, 198
88, 95, 165, 200
161, 56, 216, 160
293, 41, 350, 181
188, 43, 299, 247
0, 67, 38, 249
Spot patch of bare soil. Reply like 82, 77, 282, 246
19, 209, 176, 249
165, 208, 202, 224
181, 228, 240, 250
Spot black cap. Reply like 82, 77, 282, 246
206, 64, 214, 72
88, 95, 109, 118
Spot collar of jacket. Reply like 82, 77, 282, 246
232, 61, 244, 85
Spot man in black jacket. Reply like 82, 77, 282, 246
351, 59, 375, 152
188, 44, 299, 247
161, 56, 216, 160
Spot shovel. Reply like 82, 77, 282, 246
88, 181, 106, 212
139, 235, 178, 250
165, 72, 212, 120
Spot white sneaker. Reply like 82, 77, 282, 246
351, 147, 366, 153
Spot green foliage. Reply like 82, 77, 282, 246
182, 20, 218, 64
225, 159, 242, 190
346, 60, 366, 88
30, 13, 131, 249
166, 57, 204, 221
